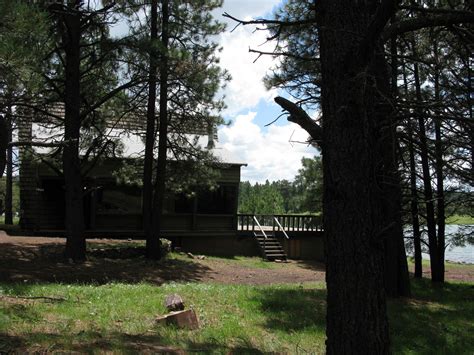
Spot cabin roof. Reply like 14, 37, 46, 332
211, 148, 247, 166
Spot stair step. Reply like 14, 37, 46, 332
253, 230, 287, 262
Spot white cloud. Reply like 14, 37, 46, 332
218, 112, 317, 183
217, 0, 282, 115
219, 0, 282, 23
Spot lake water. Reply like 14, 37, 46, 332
406, 225, 474, 264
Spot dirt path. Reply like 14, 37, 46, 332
0, 231, 325, 285
1, 231, 472, 284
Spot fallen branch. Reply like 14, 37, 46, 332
1, 295, 67, 302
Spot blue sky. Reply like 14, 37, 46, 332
215, 0, 317, 183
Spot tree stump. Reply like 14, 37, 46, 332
156, 309, 200, 330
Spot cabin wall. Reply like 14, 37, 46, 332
18, 116, 42, 230
21, 157, 243, 232
280, 234, 325, 261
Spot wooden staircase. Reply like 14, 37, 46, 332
254, 231, 287, 261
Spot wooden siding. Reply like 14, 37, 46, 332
18, 115, 41, 229
217, 165, 241, 183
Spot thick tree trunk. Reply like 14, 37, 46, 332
151, 0, 170, 260
62, 4, 86, 261
144, 0, 159, 258
320, 1, 390, 353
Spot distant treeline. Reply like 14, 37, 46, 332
238, 156, 322, 215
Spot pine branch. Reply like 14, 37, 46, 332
383, 12, 474, 41
274, 96, 323, 149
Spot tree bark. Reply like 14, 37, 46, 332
433, 40, 445, 282
407, 123, 423, 278
0, 115, 6, 179
320, 1, 390, 352
5, 106, 13, 225
143, 0, 159, 258
62, 2, 86, 261
378, 37, 410, 298
150, 0, 170, 260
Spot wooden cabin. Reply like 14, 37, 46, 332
19, 153, 246, 237
16, 106, 324, 260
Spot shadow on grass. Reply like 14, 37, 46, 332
255, 287, 327, 332
0, 242, 212, 286
389, 279, 474, 354
0, 331, 267, 354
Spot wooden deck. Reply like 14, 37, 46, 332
236, 214, 323, 238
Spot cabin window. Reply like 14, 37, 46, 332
174, 193, 194, 214
96, 184, 141, 214
197, 185, 237, 214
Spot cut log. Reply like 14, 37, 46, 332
165, 294, 185, 311
156, 309, 200, 330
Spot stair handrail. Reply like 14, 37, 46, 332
273, 216, 290, 239
253, 215, 267, 239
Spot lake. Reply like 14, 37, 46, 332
406, 225, 474, 264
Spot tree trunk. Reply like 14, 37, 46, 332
380, 37, 410, 298
320, 1, 390, 353
5, 105, 13, 225
150, 0, 170, 260
433, 41, 445, 282
143, 0, 159, 259
407, 123, 423, 278
62, 3, 86, 261
413, 59, 441, 283
0, 115, 6, 179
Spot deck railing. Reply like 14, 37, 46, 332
237, 214, 322, 233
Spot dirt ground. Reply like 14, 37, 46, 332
0, 230, 472, 285
0, 231, 326, 285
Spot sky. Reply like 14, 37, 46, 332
213, 0, 317, 183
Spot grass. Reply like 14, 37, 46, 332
1, 276, 473, 353
194, 254, 279, 269
0, 216, 19, 225
446, 214, 474, 225
389, 279, 474, 354
0, 282, 326, 353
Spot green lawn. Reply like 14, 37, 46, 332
446, 214, 474, 225
1, 277, 473, 353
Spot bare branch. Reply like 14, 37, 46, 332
274, 96, 323, 148
249, 48, 317, 61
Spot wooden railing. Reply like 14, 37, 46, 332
237, 214, 322, 233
